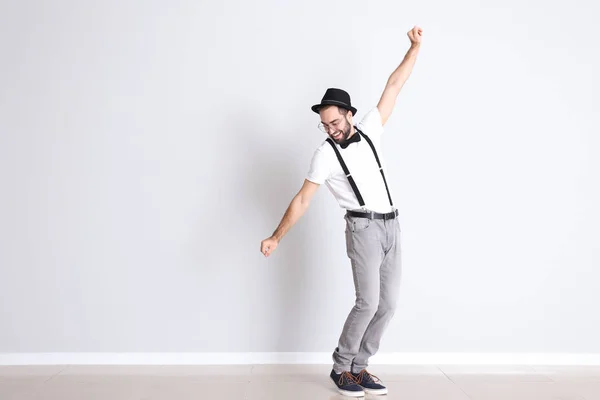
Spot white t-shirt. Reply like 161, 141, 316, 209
306, 107, 395, 213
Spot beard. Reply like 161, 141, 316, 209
330, 119, 352, 144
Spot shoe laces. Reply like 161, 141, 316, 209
355, 369, 381, 384
338, 371, 359, 386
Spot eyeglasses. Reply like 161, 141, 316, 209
318, 118, 344, 134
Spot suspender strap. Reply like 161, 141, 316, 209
356, 128, 394, 207
326, 138, 365, 207
326, 127, 394, 208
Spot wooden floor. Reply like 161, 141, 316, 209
1, 364, 600, 399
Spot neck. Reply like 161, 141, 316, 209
347, 125, 356, 138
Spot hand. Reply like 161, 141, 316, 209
260, 236, 279, 257
407, 25, 423, 46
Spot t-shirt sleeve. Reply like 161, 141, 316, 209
306, 146, 331, 185
357, 107, 384, 138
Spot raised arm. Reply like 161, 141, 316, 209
377, 25, 423, 126
260, 179, 320, 257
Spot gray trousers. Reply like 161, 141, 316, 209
332, 212, 402, 374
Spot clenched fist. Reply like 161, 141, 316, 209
408, 25, 423, 46
260, 236, 279, 257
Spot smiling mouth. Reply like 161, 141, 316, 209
332, 131, 342, 140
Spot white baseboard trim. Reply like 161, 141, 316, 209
2, 353, 600, 366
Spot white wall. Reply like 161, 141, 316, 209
1, 0, 599, 358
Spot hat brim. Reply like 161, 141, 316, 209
311, 100, 357, 116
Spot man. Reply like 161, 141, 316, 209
260, 26, 422, 397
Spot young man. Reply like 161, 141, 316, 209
260, 26, 422, 397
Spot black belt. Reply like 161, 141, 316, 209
346, 209, 398, 220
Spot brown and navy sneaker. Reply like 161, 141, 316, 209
330, 369, 365, 397
352, 369, 388, 395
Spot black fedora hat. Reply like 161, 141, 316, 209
311, 88, 357, 115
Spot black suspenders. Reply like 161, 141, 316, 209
326, 127, 394, 208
